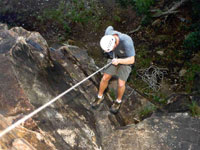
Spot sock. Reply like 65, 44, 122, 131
116, 99, 122, 103
98, 95, 103, 99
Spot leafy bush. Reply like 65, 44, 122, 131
184, 64, 200, 92
66, 0, 101, 25
134, 0, 154, 15
116, 0, 154, 15
38, 1, 70, 33
185, 64, 200, 82
183, 31, 200, 57
38, 0, 104, 34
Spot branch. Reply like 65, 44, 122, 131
128, 25, 141, 34
151, 0, 190, 18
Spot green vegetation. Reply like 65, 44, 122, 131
127, 45, 154, 98
109, 89, 116, 100
134, 45, 151, 68
139, 105, 156, 119
153, 95, 167, 104
185, 64, 200, 82
135, 0, 154, 15
183, 31, 200, 58
188, 101, 200, 117
183, 0, 200, 58
184, 64, 200, 93
141, 15, 152, 26
37, 0, 104, 35
116, 0, 154, 15
116, 0, 133, 8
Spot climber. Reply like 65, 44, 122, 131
92, 26, 136, 113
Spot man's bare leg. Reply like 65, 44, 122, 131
117, 79, 126, 101
92, 73, 112, 108
98, 73, 112, 96
110, 78, 126, 113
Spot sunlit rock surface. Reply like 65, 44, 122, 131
0, 23, 199, 150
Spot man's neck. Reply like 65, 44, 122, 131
113, 34, 119, 47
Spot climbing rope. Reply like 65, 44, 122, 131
0, 62, 112, 138
137, 65, 168, 92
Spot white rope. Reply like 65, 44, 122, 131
137, 65, 168, 92
0, 62, 112, 138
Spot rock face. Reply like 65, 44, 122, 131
0, 23, 200, 150
0, 23, 103, 150
103, 113, 200, 150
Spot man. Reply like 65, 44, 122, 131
92, 26, 135, 113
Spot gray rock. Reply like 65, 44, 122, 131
0, 25, 102, 149
156, 50, 164, 56
103, 113, 200, 150
0, 23, 8, 30
179, 69, 187, 77
163, 94, 191, 112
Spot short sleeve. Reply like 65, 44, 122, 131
105, 26, 114, 35
124, 38, 135, 57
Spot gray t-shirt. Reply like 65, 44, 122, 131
105, 26, 135, 58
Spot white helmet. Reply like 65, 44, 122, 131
100, 35, 116, 52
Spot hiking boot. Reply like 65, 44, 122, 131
91, 96, 104, 109
110, 101, 121, 114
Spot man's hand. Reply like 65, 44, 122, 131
112, 58, 120, 66
112, 56, 135, 65
111, 56, 135, 65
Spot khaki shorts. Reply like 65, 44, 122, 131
103, 61, 132, 81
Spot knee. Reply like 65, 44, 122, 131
118, 80, 126, 88
102, 74, 112, 82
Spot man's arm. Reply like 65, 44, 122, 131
112, 56, 135, 65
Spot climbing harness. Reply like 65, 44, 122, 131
0, 62, 112, 138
